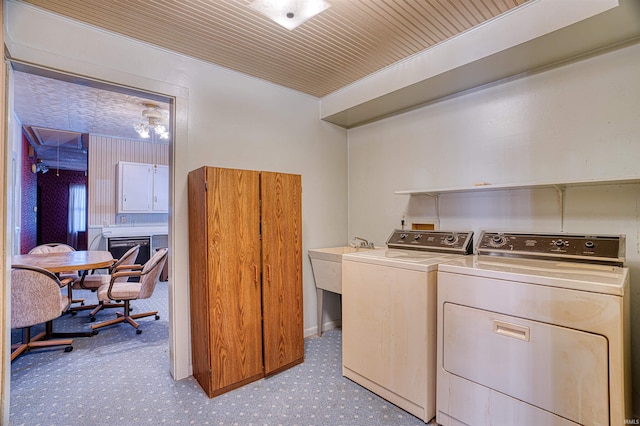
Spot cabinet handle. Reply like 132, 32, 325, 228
266, 264, 272, 283
253, 264, 259, 284
493, 320, 530, 342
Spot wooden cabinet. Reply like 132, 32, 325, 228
260, 171, 304, 375
117, 161, 168, 213
188, 166, 303, 398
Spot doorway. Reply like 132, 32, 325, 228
8, 59, 176, 389
12, 62, 172, 252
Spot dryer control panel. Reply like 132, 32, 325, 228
476, 231, 625, 266
386, 230, 473, 254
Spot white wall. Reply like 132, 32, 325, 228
348, 41, 640, 414
5, 0, 348, 381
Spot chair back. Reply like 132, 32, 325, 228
29, 243, 76, 254
11, 265, 69, 329
111, 245, 141, 282
138, 248, 168, 300
28, 243, 78, 278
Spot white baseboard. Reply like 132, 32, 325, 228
305, 320, 341, 338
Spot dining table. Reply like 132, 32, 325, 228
12, 250, 115, 337
12, 250, 115, 274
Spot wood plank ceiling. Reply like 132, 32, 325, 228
20, 0, 529, 98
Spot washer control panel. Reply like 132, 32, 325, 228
386, 230, 473, 254
477, 231, 625, 265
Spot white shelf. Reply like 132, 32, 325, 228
395, 177, 640, 196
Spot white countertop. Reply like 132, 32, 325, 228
101, 225, 168, 238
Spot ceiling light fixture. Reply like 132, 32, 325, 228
31, 160, 49, 174
249, 0, 331, 31
134, 103, 169, 140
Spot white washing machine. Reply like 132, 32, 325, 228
342, 229, 473, 423
436, 231, 630, 426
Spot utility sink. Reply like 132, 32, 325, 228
309, 245, 377, 336
309, 246, 373, 293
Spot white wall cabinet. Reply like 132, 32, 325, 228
152, 164, 169, 212
117, 161, 168, 213
117, 161, 152, 213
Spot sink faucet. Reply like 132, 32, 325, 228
350, 237, 374, 249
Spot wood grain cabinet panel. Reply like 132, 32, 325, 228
188, 167, 303, 398
261, 172, 304, 375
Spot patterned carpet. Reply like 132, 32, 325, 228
10, 283, 432, 426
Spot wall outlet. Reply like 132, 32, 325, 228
120, 216, 127, 224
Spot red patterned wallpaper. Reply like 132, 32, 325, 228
37, 169, 88, 250
20, 134, 37, 254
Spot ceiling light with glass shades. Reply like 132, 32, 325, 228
133, 102, 169, 140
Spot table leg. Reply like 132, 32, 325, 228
317, 288, 324, 337
51, 294, 99, 338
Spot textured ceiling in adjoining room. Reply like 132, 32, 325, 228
13, 71, 170, 142
20, 0, 529, 98
14, 70, 171, 170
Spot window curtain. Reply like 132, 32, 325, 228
67, 183, 87, 248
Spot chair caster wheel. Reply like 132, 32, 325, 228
91, 330, 99, 336
89, 317, 96, 322
136, 329, 142, 335
71, 311, 77, 316
155, 315, 160, 320
65, 346, 73, 352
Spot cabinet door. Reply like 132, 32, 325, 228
261, 171, 304, 375
152, 164, 169, 212
207, 167, 263, 392
118, 162, 152, 213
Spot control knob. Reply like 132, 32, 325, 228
585, 241, 595, 249
444, 234, 458, 245
490, 235, 506, 247
554, 240, 566, 248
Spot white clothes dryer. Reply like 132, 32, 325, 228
436, 231, 630, 426
342, 229, 473, 423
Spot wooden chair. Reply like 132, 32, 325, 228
11, 265, 73, 361
91, 248, 168, 334
70, 244, 140, 318
29, 243, 84, 307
